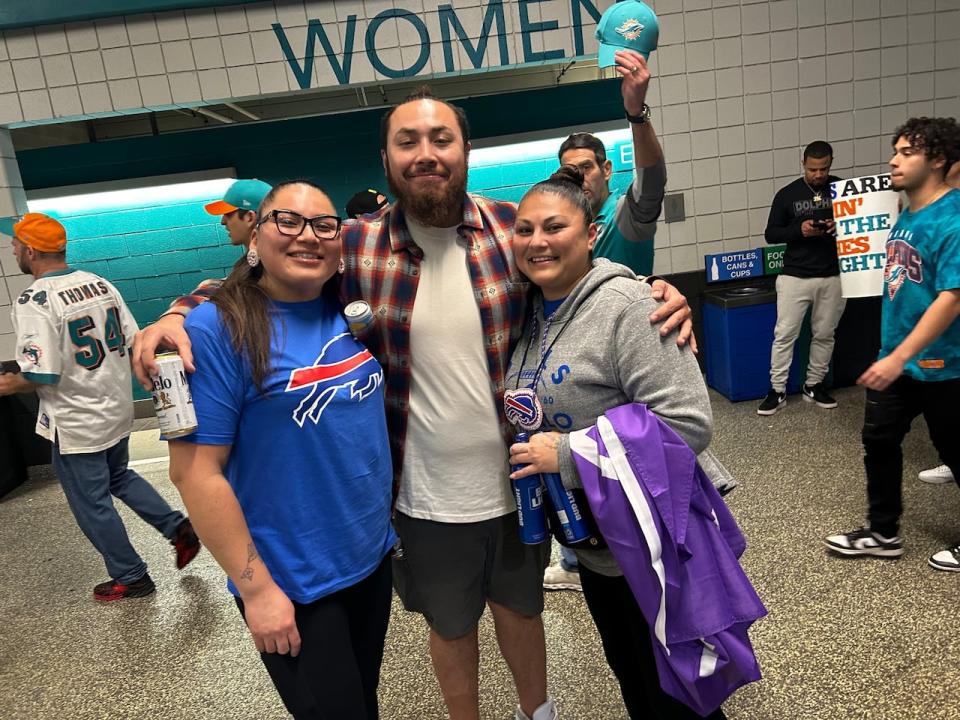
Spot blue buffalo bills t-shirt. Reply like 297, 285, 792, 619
880, 189, 960, 381
182, 296, 395, 603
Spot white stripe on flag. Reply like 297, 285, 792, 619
699, 640, 719, 678
569, 428, 617, 478
596, 417, 669, 655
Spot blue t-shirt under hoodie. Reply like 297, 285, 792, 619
880, 189, 960, 382
183, 296, 395, 603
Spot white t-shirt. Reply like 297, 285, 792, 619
395, 218, 514, 522
11, 268, 139, 454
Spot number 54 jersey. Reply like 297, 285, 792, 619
11, 268, 140, 454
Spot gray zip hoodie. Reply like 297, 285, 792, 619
505, 258, 713, 575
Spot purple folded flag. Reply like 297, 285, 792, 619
569, 403, 766, 717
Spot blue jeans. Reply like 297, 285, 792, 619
53, 436, 184, 584
560, 545, 579, 572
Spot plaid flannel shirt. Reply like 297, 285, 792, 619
168, 194, 528, 487
340, 195, 527, 486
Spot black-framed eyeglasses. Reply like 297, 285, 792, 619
258, 209, 343, 240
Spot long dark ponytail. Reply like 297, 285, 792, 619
211, 180, 340, 391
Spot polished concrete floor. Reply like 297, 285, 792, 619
1, 386, 958, 719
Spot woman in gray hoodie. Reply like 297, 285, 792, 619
505, 166, 722, 720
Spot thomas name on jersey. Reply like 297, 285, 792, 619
57, 280, 111, 306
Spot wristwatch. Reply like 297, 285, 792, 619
625, 104, 652, 125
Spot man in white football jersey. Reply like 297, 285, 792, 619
0, 213, 201, 601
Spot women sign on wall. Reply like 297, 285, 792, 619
831, 174, 899, 298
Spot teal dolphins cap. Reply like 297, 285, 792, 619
204, 179, 272, 215
595, 0, 660, 67
0, 216, 17, 237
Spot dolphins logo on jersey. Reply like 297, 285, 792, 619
287, 332, 382, 427
884, 239, 922, 300
21, 342, 42, 366
615, 19, 645, 41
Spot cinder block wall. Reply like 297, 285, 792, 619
50, 193, 240, 329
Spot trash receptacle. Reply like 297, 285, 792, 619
702, 286, 805, 401
1, 391, 51, 499
0, 395, 29, 498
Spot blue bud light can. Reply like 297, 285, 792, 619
511, 432, 548, 544
542, 472, 591, 544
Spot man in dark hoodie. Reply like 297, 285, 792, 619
758, 141, 845, 415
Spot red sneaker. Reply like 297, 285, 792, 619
171, 518, 201, 570
93, 574, 155, 602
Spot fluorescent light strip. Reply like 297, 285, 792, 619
28, 178, 236, 215
470, 127, 634, 166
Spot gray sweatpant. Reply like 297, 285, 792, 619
769, 274, 846, 392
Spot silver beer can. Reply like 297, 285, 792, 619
344, 300, 374, 336
150, 352, 198, 439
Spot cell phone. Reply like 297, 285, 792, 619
0, 360, 21, 374
812, 220, 828, 230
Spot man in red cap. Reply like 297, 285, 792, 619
0, 213, 201, 601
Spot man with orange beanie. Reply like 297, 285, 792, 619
0, 213, 201, 601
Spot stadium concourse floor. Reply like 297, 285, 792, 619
1, 386, 958, 720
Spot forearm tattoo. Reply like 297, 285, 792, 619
240, 543, 258, 582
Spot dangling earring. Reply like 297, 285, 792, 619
338, 258, 345, 274
246, 248, 260, 267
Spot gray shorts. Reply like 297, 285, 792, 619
392, 511, 550, 639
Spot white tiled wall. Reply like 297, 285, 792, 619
0, 128, 29, 359
0, 0, 611, 124
643, 0, 960, 276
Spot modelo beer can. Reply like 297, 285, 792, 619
344, 300, 374, 336
542, 472, 591, 544
150, 352, 198, 440
510, 432, 548, 545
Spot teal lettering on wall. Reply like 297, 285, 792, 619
274, 0, 603, 89
366, 10, 430, 78
438, 0, 510, 72
519, 0, 565, 63
570, 0, 602, 55
273, 18, 358, 88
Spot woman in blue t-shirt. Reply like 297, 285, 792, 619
168, 180, 395, 719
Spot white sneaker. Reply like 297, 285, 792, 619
918, 464, 954, 484
543, 564, 582, 591
929, 543, 960, 572
516, 698, 558, 720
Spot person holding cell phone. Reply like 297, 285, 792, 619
759, 140, 846, 416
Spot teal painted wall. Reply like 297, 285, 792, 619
61, 199, 239, 325
30, 182, 242, 399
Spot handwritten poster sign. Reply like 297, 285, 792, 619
831, 174, 899, 298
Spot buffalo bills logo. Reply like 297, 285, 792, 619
504, 388, 543, 431
287, 333, 383, 427
615, 18, 645, 41
884, 238, 922, 300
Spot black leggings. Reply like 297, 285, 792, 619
580, 565, 727, 720
236, 554, 392, 720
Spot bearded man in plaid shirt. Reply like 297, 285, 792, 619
133, 86, 691, 720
